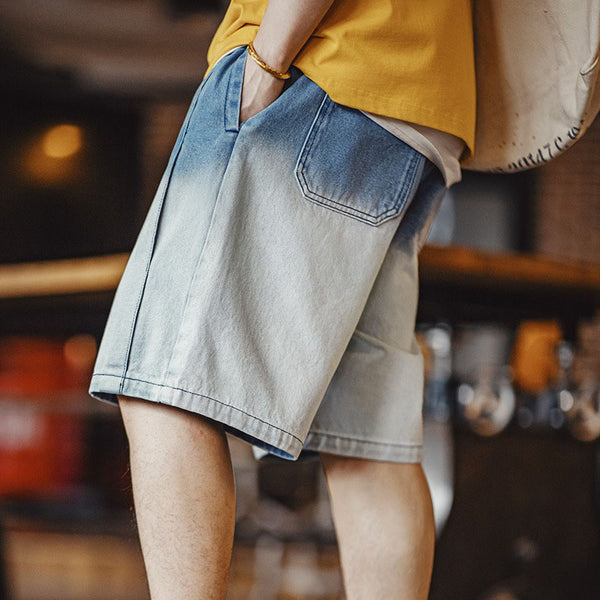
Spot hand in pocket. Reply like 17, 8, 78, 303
239, 52, 286, 125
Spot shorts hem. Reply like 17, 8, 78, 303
303, 430, 422, 463
88, 372, 303, 460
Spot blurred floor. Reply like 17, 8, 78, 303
229, 539, 343, 600
5, 528, 343, 600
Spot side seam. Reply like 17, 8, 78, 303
117, 88, 204, 394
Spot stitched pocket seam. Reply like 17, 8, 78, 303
295, 96, 422, 226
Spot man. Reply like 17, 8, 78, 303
89, 1, 476, 597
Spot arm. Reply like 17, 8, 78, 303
239, 0, 335, 124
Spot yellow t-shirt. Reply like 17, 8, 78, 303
206, 0, 476, 155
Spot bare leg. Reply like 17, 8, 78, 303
118, 396, 236, 600
320, 453, 435, 600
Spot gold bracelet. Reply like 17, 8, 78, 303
247, 40, 291, 80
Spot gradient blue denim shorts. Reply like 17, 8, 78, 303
89, 45, 446, 462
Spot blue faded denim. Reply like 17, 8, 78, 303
89, 45, 446, 462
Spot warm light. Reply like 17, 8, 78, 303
42, 124, 83, 159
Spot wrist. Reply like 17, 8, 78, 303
251, 34, 293, 73
248, 40, 291, 80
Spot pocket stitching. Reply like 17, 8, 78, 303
297, 97, 397, 223
296, 97, 423, 226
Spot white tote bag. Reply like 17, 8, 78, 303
462, 0, 600, 172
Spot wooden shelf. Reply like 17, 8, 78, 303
419, 245, 600, 293
0, 254, 128, 300
418, 245, 600, 328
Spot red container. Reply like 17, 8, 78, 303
0, 336, 88, 497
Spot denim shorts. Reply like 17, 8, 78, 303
89, 45, 446, 462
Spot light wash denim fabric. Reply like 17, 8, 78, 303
89, 45, 446, 462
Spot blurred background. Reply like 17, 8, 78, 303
1, 1, 600, 599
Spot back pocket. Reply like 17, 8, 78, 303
295, 96, 426, 226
